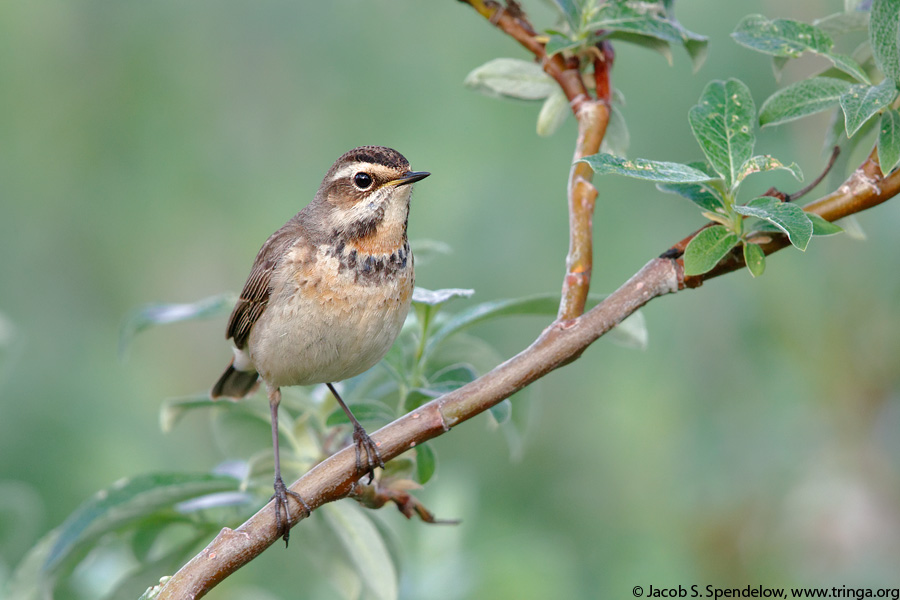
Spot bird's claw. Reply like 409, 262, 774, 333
272, 476, 310, 547
352, 424, 385, 484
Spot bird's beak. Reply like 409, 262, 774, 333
390, 170, 431, 187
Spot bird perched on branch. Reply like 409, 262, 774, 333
211, 146, 429, 544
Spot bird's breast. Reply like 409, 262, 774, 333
247, 239, 414, 387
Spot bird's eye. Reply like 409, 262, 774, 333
353, 172, 373, 190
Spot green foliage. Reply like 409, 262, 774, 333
742, 242, 766, 278
26, 240, 649, 598
878, 107, 900, 173
466, 1, 706, 139
840, 78, 899, 136
759, 78, 852, 127
689, 79, 757, 191
584, 75, 816, 278
732, 14, 870, 83
579, 154, 714, 182
734, 197, 813, 251
7, 473, 242, 600
119, 294, 236, 358
682, 226, 739, 276
740, 1, 900, 180
870, 0, 900, 83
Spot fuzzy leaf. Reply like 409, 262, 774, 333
44, 473, 239, 573
870, 0, 900, 83
412, 287, 474, 307
743, 242, 767, 278
732, 14, 870, 83
759, 77, 853, 127
550, 0, 580, 29
814, 11, 870, 37
683, 225, 740, 276
160, 394, 225, 433
734, 197, 813, 251
878, 108, 900, 173
119, 293, 235, 357
581, 153, 715, 182
321, 502, 397, 600
325, 402, 395, 427
464, 58, 556, 101
689, 79, 756, 189
585, 3, 684, 44
537, 88, 570, 136
840, 78, 899, 136
545, 33, 583, 56
656, 163, 726, 211
600, 103, 630, 156
416, 444, 436, 485
425, 292, 646, 360
808, 213, 844, 236
736, 155, 803, 184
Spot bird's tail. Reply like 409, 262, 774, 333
211, 360, 260, 399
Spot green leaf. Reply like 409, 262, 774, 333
409, 239, 452, 266
415, 444, 436, 485
325, 402, 395, 427
870, 0, 900, 83
119, 293, 236, 358
44, 473, 239, 573
464, 58, 556, 101
580, 153, 715, 182
736, 155, 803, 185
731, 14, 870, 83
743, 242, 767, 278
600, 103, 630, 156
608, 310, 648, 350
321, 502, 397, 600
732, 14, 831, 56
734, 197, 814, 251
585, 3, 684, 44
159, 394, 225, 433
760, 77, 853, 127
489, 398, 512, 425
550, 0, 580, 29
607, 31, 673, 65
814, 11, 870, 36
689, 79, 756, 190
537, 88, 570, 137
425, 292, 647, 362
840, 78, 899, 136
878, 108, 900, 173
545, 33, 583, 56
412, 287, 474, 307
683, 225, 740, 276
656, 163, 726, 211
808, 213, 844, 236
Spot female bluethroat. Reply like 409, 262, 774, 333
211, 146, 429, 544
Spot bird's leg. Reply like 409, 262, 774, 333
326, 383, 385, 483
267, 384, 310, 547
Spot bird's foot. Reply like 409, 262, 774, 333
352, 423, 385, 484
272, 476, 310, 547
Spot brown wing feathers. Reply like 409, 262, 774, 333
226, 221, 302, 349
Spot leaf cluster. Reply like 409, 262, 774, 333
577, 0, 900, 278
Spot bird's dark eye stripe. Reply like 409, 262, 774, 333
354, 172, 373, 189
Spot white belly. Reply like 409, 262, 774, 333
245, 250, 413, 387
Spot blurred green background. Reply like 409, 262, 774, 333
2, 0, 900, 598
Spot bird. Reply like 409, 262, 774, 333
210, 145, 429, 545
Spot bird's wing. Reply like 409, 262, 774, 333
226, 220, 303, 349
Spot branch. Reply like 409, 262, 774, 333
156, 146, 899, 597
455, 1, 612, 319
